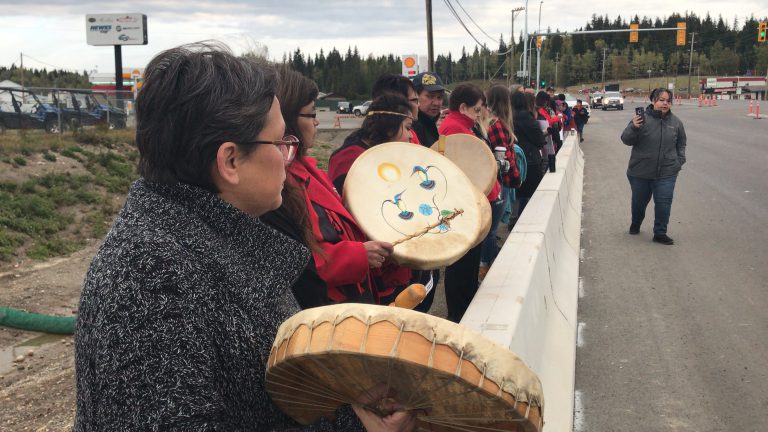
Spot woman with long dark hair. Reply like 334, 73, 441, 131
437, 83, 500, 322
481, 85, 521, 278
262, 67, 393, 308
512, 91, 546, 214
328, 92, 424, 308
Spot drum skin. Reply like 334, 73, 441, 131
266, 303, 544, 431
343, 142, 491, 270
429, 133, 498, 196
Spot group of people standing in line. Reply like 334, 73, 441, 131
72, 42, 585, 431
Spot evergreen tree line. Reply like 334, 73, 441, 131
0, 66, 90, 89
285, 12, 768, 96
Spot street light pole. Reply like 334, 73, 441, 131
510, 7, 524, 85
535, 1, 543, 91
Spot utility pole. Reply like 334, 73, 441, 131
510, 7, 524, 85
687, 32, 696, 98
426, 0, 434, 71
522, 0, 529, 86
601, 47, 607, 91
20, 52, 24, 90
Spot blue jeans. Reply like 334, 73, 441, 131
481, 199, 505, 265
627, 175, 677, 235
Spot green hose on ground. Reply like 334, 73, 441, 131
0, 306, 76, 334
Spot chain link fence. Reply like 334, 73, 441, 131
0, 86, 136, 134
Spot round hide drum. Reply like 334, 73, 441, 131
266, 304, 544, 431
342, 142, 491, 270
429, 134, 498, 195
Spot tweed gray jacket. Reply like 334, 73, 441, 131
620, 107, 687, 179
74, 179, 361, 431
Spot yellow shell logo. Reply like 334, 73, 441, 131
404, 57, 416, 68
422, 74, 437, 86
377, 163, 401, 182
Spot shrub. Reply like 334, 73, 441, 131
13, 156, 27, 166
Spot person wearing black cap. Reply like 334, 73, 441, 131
410, 71, 445, 147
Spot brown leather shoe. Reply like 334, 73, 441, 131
478, 265, 490, 282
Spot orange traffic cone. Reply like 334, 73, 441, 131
698, 95, 702, 107
749, 99, 754, 114
756, 102, 761, 120
712, 95, 718, 106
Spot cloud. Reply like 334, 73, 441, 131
0, 0, 765, 72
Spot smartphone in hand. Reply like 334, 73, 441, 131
634, 107, 645, 123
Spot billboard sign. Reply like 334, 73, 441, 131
86, 14, 148, 46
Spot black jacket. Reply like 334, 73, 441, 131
513, 109, 545, 167
620, 106, 687, 179
412, 109, 439, 147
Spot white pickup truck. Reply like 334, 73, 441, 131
601, 91, 624, 111
353, 101, 371, 117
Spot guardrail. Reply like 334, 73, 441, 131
461, 133, 584, 431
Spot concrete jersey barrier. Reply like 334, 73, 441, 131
461, 134, 584, 431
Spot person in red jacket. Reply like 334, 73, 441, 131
261, 67, 393, 306
437, 83, 496, 322
327, 93, 428, 307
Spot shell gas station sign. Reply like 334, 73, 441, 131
401, 54, 419, 77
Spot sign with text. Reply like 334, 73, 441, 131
401, 54, 419, 76
86, 13, 148, 46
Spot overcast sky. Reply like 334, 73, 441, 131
1, 1, 766, 74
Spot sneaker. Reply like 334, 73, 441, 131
629, 223, 640, 235
652, 234, 674, 245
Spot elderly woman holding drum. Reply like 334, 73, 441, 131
74, 43, 413, 432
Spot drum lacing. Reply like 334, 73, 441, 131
359, 316, 372, 352
389, 322, 405, 357
304, 320, 316, 354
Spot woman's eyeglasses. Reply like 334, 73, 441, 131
298, 113, 317, 118
240, 135, 300, 163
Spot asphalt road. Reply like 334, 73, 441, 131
575, 99, 768, 431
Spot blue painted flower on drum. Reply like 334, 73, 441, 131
418, 204, 433, 216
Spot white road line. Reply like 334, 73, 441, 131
577, 322, 585, 348
574, 389, 585, 431
578, 277, 585, 298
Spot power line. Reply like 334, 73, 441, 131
453, 0, 497, 43
442, 0, 487, 48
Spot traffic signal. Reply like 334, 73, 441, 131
541, 80, 547, 87
629, 23, 639, 43
530, 80, 535, 87
759, 22, 767, 43
676, 22, 686, 46
536, 36, 543, 49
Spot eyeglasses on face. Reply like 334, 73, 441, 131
240, 134, 300, 163
298, 113, 317, 118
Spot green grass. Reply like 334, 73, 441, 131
0, 128, 138, 261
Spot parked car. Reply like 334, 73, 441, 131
0, 87, 63, 133
590, 92, 604, 109
601, 91, 624, 110
336, 101, 351, 114
353, 100, 372, 117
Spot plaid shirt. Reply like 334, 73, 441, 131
487, 119, 521, 188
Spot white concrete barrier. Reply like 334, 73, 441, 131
461, 134, 584, 431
